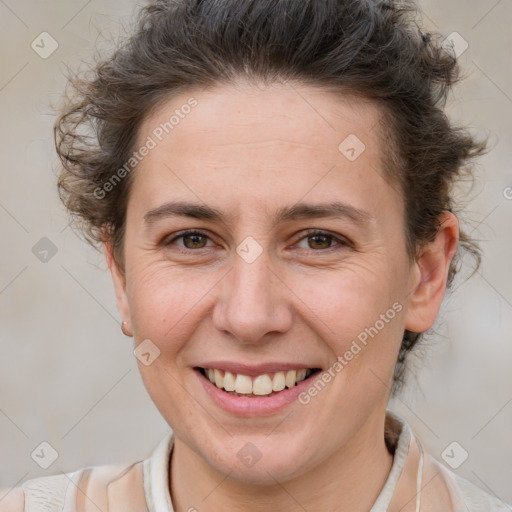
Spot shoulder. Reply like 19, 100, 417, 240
386, 412, 510, 512
0, 471, 78, 512
0, 461, 146, 512
0, 432, 173, 512
448, 470, 511, 511
428, 454, 511, 512
0, 485, 24, 512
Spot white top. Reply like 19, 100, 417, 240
2, 410, 510, 511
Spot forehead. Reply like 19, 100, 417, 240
130, 82, 399, 223
138, 81, 384, 157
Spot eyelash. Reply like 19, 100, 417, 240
164, 229, 351, 253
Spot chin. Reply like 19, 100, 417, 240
203, 435, 314, 485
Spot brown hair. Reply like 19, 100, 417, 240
54, 0, 487, 394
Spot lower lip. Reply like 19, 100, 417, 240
194, 368, 321, 417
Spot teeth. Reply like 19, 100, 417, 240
223, 371, 236, 391
214, 369, 223, 388
272, 371, 286, 392
235, 374, 253, 394
203, 368, 313, 396
252, 374, 273, 395
285, 370, 297, 388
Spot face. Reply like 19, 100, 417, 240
106, 81, 456, 484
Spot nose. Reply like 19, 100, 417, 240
212, 250, 293, 345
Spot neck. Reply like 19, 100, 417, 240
170, 410, 395, 512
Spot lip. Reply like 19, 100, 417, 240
196, 361, 322, 377
194, 366, 322, 417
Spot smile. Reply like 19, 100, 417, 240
197, 367, 321, 398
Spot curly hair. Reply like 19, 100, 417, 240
54, 0, 487, 394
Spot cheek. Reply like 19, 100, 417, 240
291, 262, 406, 378
126, 260, 211, 339
296, 262, 402, 329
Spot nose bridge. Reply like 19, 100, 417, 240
213, 245, 291, 343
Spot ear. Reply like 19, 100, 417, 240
103, 239, 132, 333
404, 211, 459, 333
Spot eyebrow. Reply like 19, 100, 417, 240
143, 200, 371, 228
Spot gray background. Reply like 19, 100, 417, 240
0, 0, 511, 505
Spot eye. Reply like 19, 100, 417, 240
163, 228, 350, 253
295, 229, 350, 251
165, 230, 214, 250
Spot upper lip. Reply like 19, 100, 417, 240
196, 361, 322, 377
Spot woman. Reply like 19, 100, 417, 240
2, 0, 509, 510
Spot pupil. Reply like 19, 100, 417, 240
185, 234, 205, 248
310, 235, 329, 249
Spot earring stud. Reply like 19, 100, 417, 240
121, 321, 132, 337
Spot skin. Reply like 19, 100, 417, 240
105, 81, 458, 512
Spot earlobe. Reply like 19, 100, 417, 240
404, 211, 459, 334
